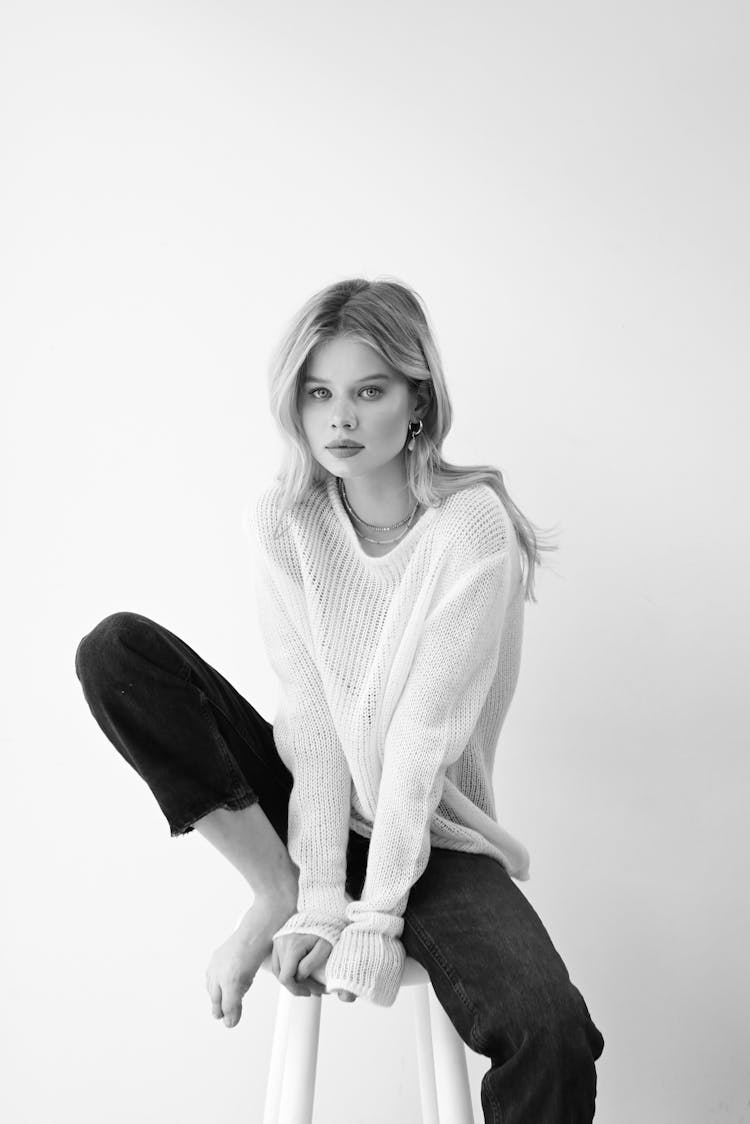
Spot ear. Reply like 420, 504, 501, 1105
411, 379, 432, 420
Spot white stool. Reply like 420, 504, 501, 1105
259, 951, 475, 1124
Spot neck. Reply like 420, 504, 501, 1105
334, 463, 417, 527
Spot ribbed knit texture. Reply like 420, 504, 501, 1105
242, 473, 529, 1007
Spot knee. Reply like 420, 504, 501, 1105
523, 986, 603, 1086
74, 611, 148, 686
543, 995, 600, 1065
479, 981, 602, 1078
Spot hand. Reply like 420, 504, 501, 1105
272, 932, 332, 998
271, 932, 357, 1002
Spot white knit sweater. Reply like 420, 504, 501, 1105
242, 472, 530, 1007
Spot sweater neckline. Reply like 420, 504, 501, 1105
325, 473, 441, 572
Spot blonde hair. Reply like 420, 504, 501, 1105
263, 276, 559, 602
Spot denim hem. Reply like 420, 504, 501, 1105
169, 790, 259, 837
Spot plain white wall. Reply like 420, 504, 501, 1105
2, 1, 747, 1121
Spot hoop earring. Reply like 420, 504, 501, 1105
406, 418, 423, 453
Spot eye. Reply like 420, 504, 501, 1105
306, 386, 383, 400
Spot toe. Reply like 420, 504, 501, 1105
207, 980, 224, 1020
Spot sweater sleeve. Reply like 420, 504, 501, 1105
323, 549, 515, 1006
243, 500, 353, 948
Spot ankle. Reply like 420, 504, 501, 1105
253, 870, 298, 915
244, 891, 296, 932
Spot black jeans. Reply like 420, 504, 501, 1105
74, 611, 605, 1123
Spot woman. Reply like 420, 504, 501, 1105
74, 277, 605, 1122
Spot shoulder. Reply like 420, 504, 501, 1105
426, 484, 523, 608
438, 482, 516, 566
242, 482, 325, 565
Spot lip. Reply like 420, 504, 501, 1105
327, 446, 363, 458
326, 442, 363, 449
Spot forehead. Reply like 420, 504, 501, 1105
305, 336, 398, 382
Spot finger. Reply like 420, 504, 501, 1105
297, 964, 326, 995
278, 955, 313, 997
283, 977, 313, 997
271, 943, 280, 979
296, 939, 326, 978
297, 939, 331, 993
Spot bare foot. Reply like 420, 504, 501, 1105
205, 896, 296, 1029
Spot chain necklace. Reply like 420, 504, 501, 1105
338, 476, 420, 544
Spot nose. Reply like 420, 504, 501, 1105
329, 406, 357, 430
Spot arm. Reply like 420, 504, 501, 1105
323, 549, 516, 1006
244, 503, 352, 947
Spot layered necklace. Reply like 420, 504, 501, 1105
337, 476, 420, 545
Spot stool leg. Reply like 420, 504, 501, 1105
428, 988, 474, 1124
276, 993, 323, 1124
263, 984, 292, 1124
411, 983, 440, 1124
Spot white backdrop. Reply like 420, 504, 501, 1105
2, 2, 748, 1122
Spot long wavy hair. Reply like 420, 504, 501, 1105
264, 276, 558, 603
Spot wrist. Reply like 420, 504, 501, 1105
273, 909, 349, 947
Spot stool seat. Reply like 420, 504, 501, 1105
257, 950, 474, 1123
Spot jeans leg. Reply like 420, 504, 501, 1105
401, 849, 605, 1123
74, 610, 293, 840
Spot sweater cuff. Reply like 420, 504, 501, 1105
323, 924, 406, 1007
271, 910, 349, 947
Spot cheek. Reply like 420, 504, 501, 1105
374, 401, 407, 432
298, 403, 316, 433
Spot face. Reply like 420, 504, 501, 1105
299, 335, 419, 479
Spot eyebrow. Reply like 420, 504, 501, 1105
302, 372, 391, 384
